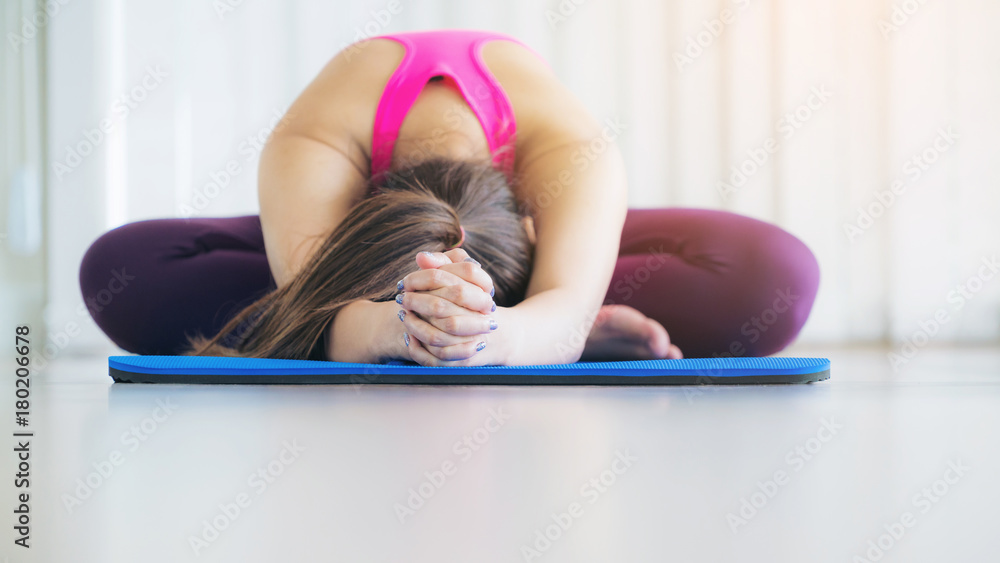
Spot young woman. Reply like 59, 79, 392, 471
79, 29, 820, 366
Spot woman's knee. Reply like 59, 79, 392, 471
79, 220, 173, 352
80, 224, 143, 308
733, 221, 819, 356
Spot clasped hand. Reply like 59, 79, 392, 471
395, 248, 507, 366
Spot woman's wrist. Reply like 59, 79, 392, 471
329, 297, 521, 366
492, 289, 589, 365
483, 304, 522, 366
327, 299, 396, 363
371, 299, 409, 362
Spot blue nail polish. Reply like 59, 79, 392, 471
490, 302, 496, 312
397, 310, 406, 322
420, 251, 435, 257
489, 286, 495, 298
395, 293, 404, 304
464, 257, 481, 266
397, 279, 404, 291
489, 319, 498, 331
404, 333, 410, 347
475, 341, 486, 352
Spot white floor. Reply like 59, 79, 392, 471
4, 344, 1000, 562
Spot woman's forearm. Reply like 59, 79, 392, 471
502, 287, 598, 365
327, 299, 404, 363
326, 291, 597, 366
506, 141, 627, 365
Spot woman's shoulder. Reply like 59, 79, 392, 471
478, 41, 605, 165
278, 38, 406, 155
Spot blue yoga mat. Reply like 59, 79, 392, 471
108, 355, 830, 385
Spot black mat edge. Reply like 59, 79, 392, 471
110, 367, 830, 386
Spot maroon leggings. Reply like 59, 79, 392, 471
78, 209, 819, 358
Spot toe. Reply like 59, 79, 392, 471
667, 344, 683, 359
643, 319, 671, 358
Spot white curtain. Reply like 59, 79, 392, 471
37, 0, 1000, 354
1, 0, 47, 347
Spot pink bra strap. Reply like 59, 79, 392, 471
369, 30, 534, 181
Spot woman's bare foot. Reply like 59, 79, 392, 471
580, 304, 683, 362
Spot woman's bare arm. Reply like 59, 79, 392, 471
258, 40, 401, 288
503, 141, 629, 364
483, 42, 630, 364
258, 133, 366, 288
258, 41, 406, 362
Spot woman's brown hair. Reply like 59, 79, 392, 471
181, 158, 534, 360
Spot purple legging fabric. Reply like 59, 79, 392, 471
78, 209, 819, 358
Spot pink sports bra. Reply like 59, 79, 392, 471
368, 30, 542, 180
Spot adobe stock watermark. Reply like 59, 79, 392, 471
533, 117, 626, 211
217, 306, 269, 354
349, 364, 385, 394
717, 85, 832, 201
877, 0, 933, 40
544, 0, 591, 29
555, 241, 691, 363
394, 407, 511, 523
61, 397, 178, 514
851, 458, 969, 562
727, 417, 842, 533
609, 245, 671, 303
673, 0, 753, 72
888, 254, 999, 372
843, 127, 957, 243
53, 64, 169, 181
735, 287, 800, 353
188, 440, 306, 556
685, 287, 800, 403
6, 0, 73, 54
556, 244, 667, 363
213, 0, 250, 20
179, 107, 295, 217
520, 449, 637, 561
31, 267, 136, 373
391, 98, 499, 172
555, 304, 604, 363
337, 0, 404, 63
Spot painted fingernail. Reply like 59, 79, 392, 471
490, 302, 496, 312
420, 251, 435, 258
489, 286, 495, 298
395, 293, 404, 304
463, 257, 481, 266
489, 319, 498, 331
404, 333, 410, 347
475, 341, 486, 352
397, 309, 406, 322
397, 279, 404, 291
